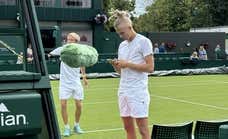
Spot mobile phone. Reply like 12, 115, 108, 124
106, 59, 113, 64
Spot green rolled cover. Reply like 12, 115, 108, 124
60, 43, 98, 68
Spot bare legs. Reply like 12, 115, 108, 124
122, 117, 150, 139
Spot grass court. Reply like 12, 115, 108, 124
50, 75, 228, 139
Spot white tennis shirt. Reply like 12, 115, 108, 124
118, 34, 153, 95
50, 46, 81, 87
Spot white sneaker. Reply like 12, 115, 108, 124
74, 125, 84, 134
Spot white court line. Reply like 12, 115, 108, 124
85, 81, 228, 91
84, 94, 228, 111
52, 79, 227, 90
85, 80, 210, 90
84, 101, 116, 105
61, 127, 123, 136
75, 94, 228, 134
55, 81, 228, 109
85, 127, 123, 133
151, 94, 228, 111
84, 125, 153, 133
56, 93, 228, 112
55, 101, 117, 108
154, 81, 228, 88
57, 80, 228, 134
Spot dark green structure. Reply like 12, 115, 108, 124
0, 0, 109, 73
0, 0, 60, 138
0, 0, 104, 52
219, 124, 228, 139
0, 0, 228, 74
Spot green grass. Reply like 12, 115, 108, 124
50, 74, 228, 139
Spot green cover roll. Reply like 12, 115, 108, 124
60, 43, 98, 68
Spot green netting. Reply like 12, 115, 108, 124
151, 122, 193, 139
194, 120, 228, 139
60, 43, 98, 68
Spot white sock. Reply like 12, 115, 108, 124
75, 122, 79, 127
65, 124, 70, 129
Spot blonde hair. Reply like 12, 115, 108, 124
109, 10, 132, 30
68, 32, 80, 42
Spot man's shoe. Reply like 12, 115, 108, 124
63, 128, 71, 137
74, 125, 84, 134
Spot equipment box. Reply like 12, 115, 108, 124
0, 91, 42, 138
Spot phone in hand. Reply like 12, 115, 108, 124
106, 59, 113, 64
